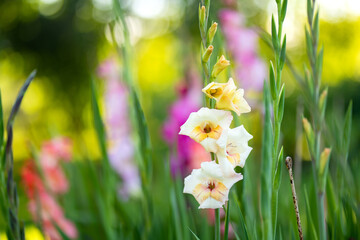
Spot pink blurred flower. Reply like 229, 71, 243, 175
219, 9, 266, 92
163, 72, 211, 176
21, 161, 45, 198
22, 159, 77, 240
98, 58, 141, 199
97, 58, 119, 82
28, 192, 78, 240
39, 137, 73, 194
44, 166, 69, 195
40, 137, 72, 169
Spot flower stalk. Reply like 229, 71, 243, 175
261, 0, 288, 238
303, 1, 330, 239
192, 2, 252, 239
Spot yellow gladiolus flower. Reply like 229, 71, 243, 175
203, 78, 251, 115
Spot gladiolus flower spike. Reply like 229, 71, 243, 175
180, 83, 252, 209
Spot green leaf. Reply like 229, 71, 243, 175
91, 79, 108, 163
326, 176, 338, 229
269, 61, 277, 100
91, 78, 116, 240
0, 90, 4, 170
0, 90, 3, 149
188, 227, 200, 240
277, 84, 285, 122
5, 70, 36, 240
223, 200, 230, 240
343, 101, 352, 160
170, 187, 183, 240
273, 147, 283, 190
307, 0, 313, 25
232, 192, 249, 240
175, 177, 190, 240
313, 10, 320, 47
6, 70, 36, 131
316, 46, 324, 82
304, 187, 318, 240
305, 28, 314, 64
279, 35, 287, 70
271, 15, 279, 53
260, 81, 273, 239
280, 0, 288, 22
131, 87, 153, 183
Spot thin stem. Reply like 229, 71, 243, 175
318, 192, 326, 240
224, 201, 230, 240
215, 208, 221, 240
285, 157, 303, 240
305, 0, 327, 238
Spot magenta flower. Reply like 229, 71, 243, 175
98, 58, 141, 199
163, 73, 211, 176
219, 9, 266, 92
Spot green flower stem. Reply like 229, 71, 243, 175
266, 0, 288, 238
215, 208, 221, 240
305, 0, 327, 239
223, 200, 230, 240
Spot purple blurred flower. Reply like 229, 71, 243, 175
98, 58, 141, 199
163, 72, 211, 176
219, 9, 266, 92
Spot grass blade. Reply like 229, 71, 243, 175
188, 227, 201, 240
261, 81, 273, 239
5, 70, 36, 240
131, 87, 153, 184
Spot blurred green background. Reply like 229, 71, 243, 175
0, 0, 359, 163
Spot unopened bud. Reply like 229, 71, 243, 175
202, 45, 214, 63
302, 118, 313, 139
302, 117, 315, 155
211, 55, 230, 78
199, 6, 206, 29
319, 88, 328, 119
319, 148, 331, 175
207, 22, 218, 45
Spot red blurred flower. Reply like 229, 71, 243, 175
21, 136, 77, 239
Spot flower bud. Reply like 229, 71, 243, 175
319, 88, 328, 120
207, 22, 218, 45
199, 6, 206, 29
319, 148, 331, 175
211, 55, 230, 78
302, 117, 315, 156
202, 45, 214, 63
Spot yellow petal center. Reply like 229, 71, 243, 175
193, 181, 228, 204
208, 88, 223, 98
190, 122, 222, 142
227, 153, 241, 166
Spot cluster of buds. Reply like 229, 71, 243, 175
199, 3, 230, 82
179, 78, 252, 209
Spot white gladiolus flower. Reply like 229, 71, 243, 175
179, 108, 233, 153
183, 161, 242, 209
202, 78, 251, 116
218, 125, 253, 168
